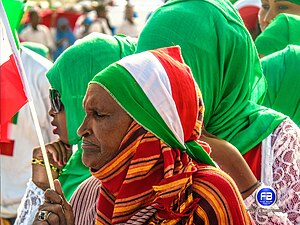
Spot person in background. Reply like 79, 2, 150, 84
255, 13, 300, 57
234, 0, 262, 40
115, 3, 141, 38
73, 4, 92, 39
88, 4, 112, 35
14, 33, 137, 225
261, 45, 300, 127
136, 0, 300, 223
52, 17, 76, 61
32, 46, 253, 225
259, 0, 300, 31
19, 7, 55, 58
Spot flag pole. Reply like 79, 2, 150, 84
0, 2, 55, 190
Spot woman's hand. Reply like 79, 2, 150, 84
32, 140, 72, 190
33, 179, 74, 225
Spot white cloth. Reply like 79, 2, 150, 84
14, 179, 44, 225
234, 0, 261, 9
0, 47, 57, 218
88, 18, 112, 35
244, 118, 300, 224
14, 176, 100, 225
19, 24, 55, 51
115, 20, 142, 38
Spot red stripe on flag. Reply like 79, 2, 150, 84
0, 141, 14, 156
0, 54, 27, 125
0, 120, 14, 156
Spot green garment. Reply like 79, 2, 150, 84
46, 33, 137, 200
137, 0, 286, 155
287, 0, 300, 5
21, 42, 49, 58
255, 14, 300, 56
262, 45, 300, 127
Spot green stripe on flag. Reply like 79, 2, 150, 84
3, 0, 25, 49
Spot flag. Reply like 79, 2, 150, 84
0, 19, 27, 125
0, 3, 28, 154
0, 1, 54, 189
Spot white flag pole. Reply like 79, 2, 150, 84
0, 2, 55, 190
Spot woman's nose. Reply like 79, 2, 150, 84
77, 117, 91, 138
263, 9, 277, 27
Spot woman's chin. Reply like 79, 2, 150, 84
82, 154, 101, 170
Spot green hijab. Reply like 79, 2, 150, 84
137, 0, 286, 155
286, 0, 300, 5
262, 45, 300, 127
46, 33, 137, 200
255, 13, 300, 56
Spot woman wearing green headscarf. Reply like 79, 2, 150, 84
259, 0, 300, 31
261, 45, 300, 126
15, 33, 137, 225
137, 0, 300, 223
255, 13, 300, 57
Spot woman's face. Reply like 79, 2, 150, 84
259, 0, 300, 31
48, 89, 68, 144
77, 84, 133, 170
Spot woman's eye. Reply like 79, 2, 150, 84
94, 111, 105, 118
261, 4, 270, 10
278, 5, 289, 10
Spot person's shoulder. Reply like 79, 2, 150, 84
20, 25, 31, 35
37, 24, 52, 32
272, 118, 300, 143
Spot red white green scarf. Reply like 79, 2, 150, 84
91, 47, 252, 224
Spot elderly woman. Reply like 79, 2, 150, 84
136, 0, 300, 224
255, 13, 300, 57
261, 45, 300, 127
32, 46, 253, 224
15, 33, 137, 225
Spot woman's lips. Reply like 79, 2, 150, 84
51, 122, 59, 135
52, 127, 59, 135
81, 140, 98, 151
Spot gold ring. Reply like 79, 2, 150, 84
37, 210, 52, 221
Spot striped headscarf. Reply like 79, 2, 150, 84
262, 45, 300, 127
90, 46, 252, 224
137, 0, 286, 155
255, 13, 300, 56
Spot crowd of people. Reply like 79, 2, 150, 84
1, 0, 300, 224
17, 1, 144, 62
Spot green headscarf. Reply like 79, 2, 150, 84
286, 0, 300, 5
21, 42, 49, 58
262, 45, 300, 127
137, 0, 286, 155
46, 33, 137, 200
255, 13, 300, 56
